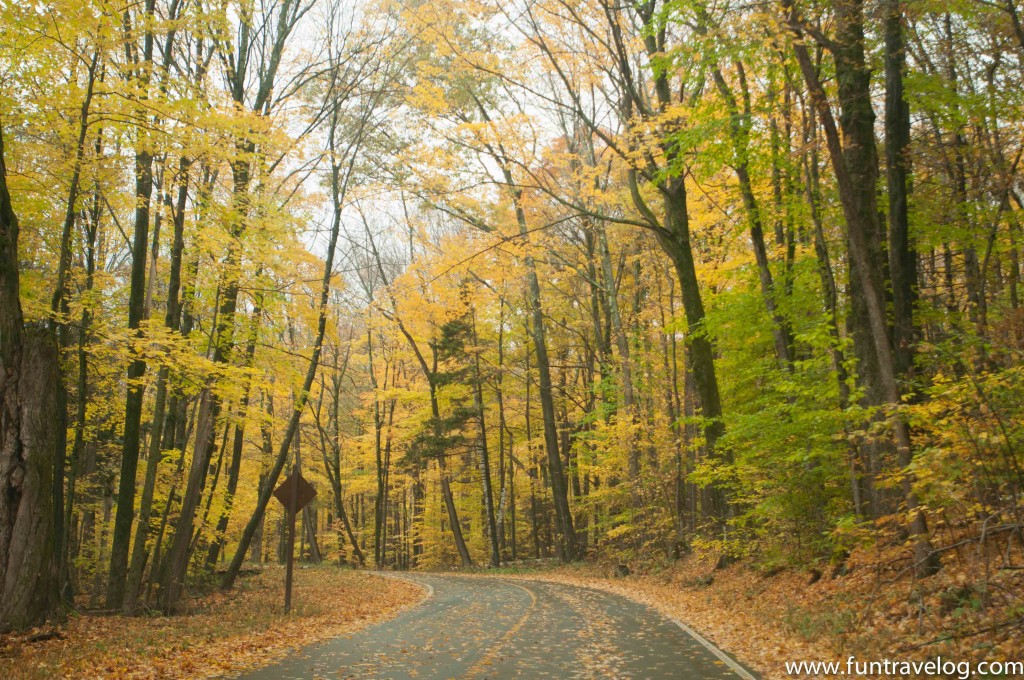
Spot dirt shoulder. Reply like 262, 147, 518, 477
0, 565, 426, 679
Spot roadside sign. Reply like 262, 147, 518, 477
273, 469, 317, 514
273, 466, 317, 613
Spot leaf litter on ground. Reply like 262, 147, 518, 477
0, 565, 425, 680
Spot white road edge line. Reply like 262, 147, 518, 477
671, 618, 757, 680
375, 571, 434, 600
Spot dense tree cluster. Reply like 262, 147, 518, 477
1, 0, 1021, 629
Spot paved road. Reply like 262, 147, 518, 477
239, 574, 755, 679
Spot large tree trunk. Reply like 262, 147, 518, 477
784, 0, 938, 577
524, 258, 579, 561
157, 112, 256, 613
494, 163, 578, 561
655, 185, 728, 520
494, 299, 513, 558
106, 0, 157, 609
106, 157, 152, 609
637, 1, 728, 522
0, 329, 65, 631
124, 158, 190, 612
802, 107, 867, 516
885, 0, 916, 380
0, 127, 64, 630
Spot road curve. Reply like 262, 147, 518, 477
238, 573, 756, 679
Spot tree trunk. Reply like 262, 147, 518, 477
885, 0, 917, 381
698, 35, 795, 370
785, 0, 938, 577
124, 158, 190, 612
157, 390, 219, 612
63, 155, 103, 601
106, 0, 157, 609
471, 313, 500, 567
594, 222, 642, 478
655, 185, 728, 521
206, 298, 263, 568
0, 127, 64, 630
221, 128, 348, 590
431, 381, 473, 567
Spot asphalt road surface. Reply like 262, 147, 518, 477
239, 574, 757, 679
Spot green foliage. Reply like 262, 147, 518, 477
4, 0, 1023, 607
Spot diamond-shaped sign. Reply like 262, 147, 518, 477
273, 469, 317, 514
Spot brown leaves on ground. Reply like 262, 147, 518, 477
0, 565, 425, 680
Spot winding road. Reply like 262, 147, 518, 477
239, 574, 757, 679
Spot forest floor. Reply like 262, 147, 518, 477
0, 565, 425, 680
482, 541, 1024, 679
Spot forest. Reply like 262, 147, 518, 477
0, 0, 1022, 657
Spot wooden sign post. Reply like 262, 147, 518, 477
273, 465, 316, 614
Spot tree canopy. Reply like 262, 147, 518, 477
0, 0, 1022, 634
